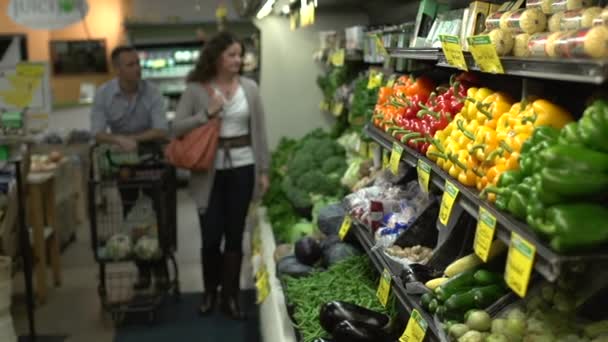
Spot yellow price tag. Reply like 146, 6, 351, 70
439, 181, 459, 226
389, 143, 403, 175
256, 267, 270, 304
386, 75, 397, 88
367, 70, 384, 89
468, 35, 504, 74
338, 216, 352, 241
474, 207, 497, 262
331, 49, 345, 67
320, 100, 330, 111
440, 35, 468, 71
400, 309, 428, 342
417, 160, 431, 193
376, 269, 392, 307
375, 34, 389, 56
332, 101, 344, 116
505, 232, 536, 298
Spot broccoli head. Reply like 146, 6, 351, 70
281, 177, 312, 208
322, 156, 346, 174
287, 153, 316, 180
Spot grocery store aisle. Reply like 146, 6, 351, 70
12, 189, 256, 341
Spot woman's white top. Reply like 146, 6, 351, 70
213, 85, 255, 170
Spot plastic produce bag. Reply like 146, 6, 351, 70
124, 191, 158, 240
317, 203, 346, 237
341, 157, 364, 189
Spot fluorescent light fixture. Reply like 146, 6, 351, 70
282, 4, 290, 14
256, 0, 276, 19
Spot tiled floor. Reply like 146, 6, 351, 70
12, 189, 255, 341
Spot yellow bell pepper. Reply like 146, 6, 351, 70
521, 99, 573, 129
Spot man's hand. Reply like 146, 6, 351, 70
115, 135, 138, 152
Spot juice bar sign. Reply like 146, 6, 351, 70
7, 0, 89, 30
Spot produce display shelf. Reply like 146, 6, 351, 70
256, 207, 299, 342
364, 123, 608, 282
436, 53, 608, 84
351, 221, 442, 342
387, 47, 440, 61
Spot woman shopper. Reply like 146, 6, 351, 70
172, 32, 270, 320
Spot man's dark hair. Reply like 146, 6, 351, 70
111, 45, 137, 65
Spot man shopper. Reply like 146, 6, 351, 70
91, 45, 169, 290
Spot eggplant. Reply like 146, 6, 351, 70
319, 301, 390, 333
331, 320, 390, 342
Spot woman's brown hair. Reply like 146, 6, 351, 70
187, 31, 244, 83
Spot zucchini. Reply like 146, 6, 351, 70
473, 284, 507, 308
421, 292, 434, 310
435, 269, 478, 301
473, 270, 503, 286
436, 306, 447, 321
444, 254, 482, 277
425, 277, 449, 290
444, 289, 477, 312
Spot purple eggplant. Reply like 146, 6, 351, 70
331, 320, 391, 342
319, 301, 390, 334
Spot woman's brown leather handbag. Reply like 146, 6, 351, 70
164, 85, 220, 171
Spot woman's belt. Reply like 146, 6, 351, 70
218, 134, 251, 168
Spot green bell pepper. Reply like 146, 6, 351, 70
558, 122, 583, 145
520, 126, 559, 155
540, 168, 608, 198
577, 100, 608, 152
539, 145, 608, 172
535, 204, 608, 253
497, 170, 522, 188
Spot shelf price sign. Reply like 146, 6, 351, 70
467, 35, 504, 74
439, 35, 468, 71
256, 265, 271, 304
382, 150, 390, 170
375, 34, 389, 57
390, 142, 404, 175
417, 159, 431, 193
332, 101, 344, 116
338, 215, 352, 241
474, 207, 497, 262
331, 48, 345, 67
377, 268, 392, 307
386, 75, 397, 88
505, 232, 536, 298
400, 309, 428, 342
368, 69, 384, 89
439, 181, 460, 226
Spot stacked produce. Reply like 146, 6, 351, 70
349, 73, 380, 130
373, 74, 476, 154
483, 2, 608, 58
446, 268, 608, 342
282, 255, 396, 342
486, 100, 608, 253
420, 242, 508, 321
427, 89, 573, 192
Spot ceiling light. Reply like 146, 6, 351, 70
282, 4, 290, 15
256, 0, 276, 20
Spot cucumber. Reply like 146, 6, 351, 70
473, 284, 507, 308
421, 292, 434, 310
473, 270, 503, 286
444, 289, 477, 312
435, 269, 478, 301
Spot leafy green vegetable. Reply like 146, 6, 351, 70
317, 66, 350, 103
349, 74, 379, 130
283, 255, 396, 342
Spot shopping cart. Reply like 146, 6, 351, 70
88, 143, 179, 325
